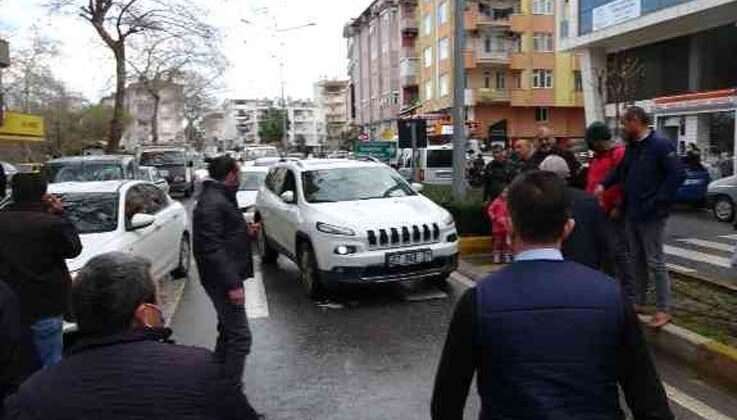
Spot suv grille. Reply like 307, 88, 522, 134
366, 223, 441, 249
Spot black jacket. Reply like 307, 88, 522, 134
0, 281, 21, 401
0, 164, 6, 200
483, 160, 516, 201
3, 328, 258, 420
193, 180, 254, 291
562, 188, 607, 270
0, 203, 82, 322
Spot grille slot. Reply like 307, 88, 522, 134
366, 223, 442, 249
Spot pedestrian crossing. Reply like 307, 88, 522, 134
664, 235, 737, 272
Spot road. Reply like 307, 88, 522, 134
169, 256, 737, 420
664, 206, 735, 284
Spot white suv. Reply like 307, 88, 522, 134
255, 159, 459, 297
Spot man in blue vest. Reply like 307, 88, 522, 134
431, 171, 673, 420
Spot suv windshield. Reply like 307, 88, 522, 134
47, 162, 124, 183
246, 148, 279, 160
57, 192, 119, 234
140, 151, 186, 166
240, 172, 268, 191
302, 167, 416, 203
427, 149, 453, 168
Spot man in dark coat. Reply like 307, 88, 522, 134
431, 171, 673, 420
530, 126, 582, 185
0, 280, 21, 402
193, 156, 259, 403
0, 163, 6, 200
483, 145, 516, 202
0, 173, 82, 370
3, 253, 260, 420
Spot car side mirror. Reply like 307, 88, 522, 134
411, 183, 424, 193
280, 190, 295, 204
128, 213, 155, 231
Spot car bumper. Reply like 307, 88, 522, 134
168, 181, 190, 193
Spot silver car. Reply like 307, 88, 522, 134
139, 166, 170, 195
706, 174, 737, 222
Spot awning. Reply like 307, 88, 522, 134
0, 112, 45, 143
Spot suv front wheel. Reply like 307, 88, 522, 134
258, 226, 279, 264
299, 241, 324, 299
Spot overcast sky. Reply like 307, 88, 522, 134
0, 0, 368, 103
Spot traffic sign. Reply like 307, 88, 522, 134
354, 141, 397, 161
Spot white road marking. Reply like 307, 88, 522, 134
719, 234, 737, 240
663, 382, 736, 420
677, 238, 735, 253
664, 245, 732, 268
450, 271, 476, 289
665, 263, 698, 274
244, 274, 269, 319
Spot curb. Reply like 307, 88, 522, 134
458, 236, 493, 256
454, 259, 737, 391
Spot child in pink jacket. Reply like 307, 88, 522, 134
486, 190, 512, 264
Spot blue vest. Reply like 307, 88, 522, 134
476, 260, 625, 420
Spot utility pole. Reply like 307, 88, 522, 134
451, 0, 467, 200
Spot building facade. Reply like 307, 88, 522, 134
560, 0, 737, 175
344, 0, 405, 141
417, 0, 585, 142
314, 79, 351, 150
121, 81, 186, 151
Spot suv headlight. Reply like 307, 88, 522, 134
316, 222, 355, 236
443, 213, 455, 227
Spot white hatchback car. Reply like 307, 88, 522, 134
48, 180, 191, 281
255, 159, 458, 297
237, 165, 269, 223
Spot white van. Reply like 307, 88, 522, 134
397, 144, 454, 185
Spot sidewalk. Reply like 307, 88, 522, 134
456, 254, 737, 391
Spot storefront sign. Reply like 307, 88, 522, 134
592, 0, 641, 32
654, 89, 737, 114
0, 112, 45, 142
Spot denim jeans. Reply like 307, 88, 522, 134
30, 316, 63, 368
626, 219, 671, 311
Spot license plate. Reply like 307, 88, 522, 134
386, 249, 433, 267
158, 169, 169, 176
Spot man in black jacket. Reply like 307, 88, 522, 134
483, 145, 516, 202
193, 156, 259, 405
0, 173, 81, 370
0, 163, 6, 200
530, 126, 583, 185
0, 280, 21, 402
3, 253, 260, 420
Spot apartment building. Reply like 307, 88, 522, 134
121, 81, 186, 151
344, 0, 407, 141
230, 98, 326, 149
559, 0, 737, 174
314, 79, 350, 150
417, 0, 585, 142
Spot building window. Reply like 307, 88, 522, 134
438, 37, 449, 61
484, 71, 491, 89
532, 0, 553, 15
424, 80, 434, 100
439, 74, 450, 97
532, 69, 553, 88
535, 107, 549, 122
484, 36, 492, 53
423, 46, 433, 68
532, 33, 553, 52
438, 1, 449, 25
423, 14, 432, 35
573, 70, 583, 91
496, 72, 506, 89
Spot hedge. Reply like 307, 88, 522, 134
422, 185, 491, 236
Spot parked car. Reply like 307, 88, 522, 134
48, 180, 190, 280
16, 163, 44, 174
139, 147, 195, 197
45, 155, 140, 184
237, 165, 269, 223
707, 174, 737, 222
243, 146, 279, 162
255, 159, 458, 297
675, 157, 711, 206
397, 145, 453, 185
139, 166, 170, 194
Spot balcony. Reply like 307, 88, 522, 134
400, 13, 418, 34
465, 88, 510, 106
400, 58, 419, 87
476, 48, 512, 64
465, 9, 512, 31
401, 45, 417, 60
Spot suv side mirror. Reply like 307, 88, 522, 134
411, 182, 424, 192
280, 190, 295, 204
129, 213, 155, 231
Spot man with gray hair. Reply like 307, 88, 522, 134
4, 253, 260, 420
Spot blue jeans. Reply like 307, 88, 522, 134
31, 316, 63, 368
626, 219, 671, 311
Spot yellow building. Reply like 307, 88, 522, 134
417, 0, 585, 142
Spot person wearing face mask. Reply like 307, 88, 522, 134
3, 253, 259, 419
193, 156, 262, 418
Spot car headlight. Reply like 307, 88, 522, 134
443, 213, 455, 227
316, 222, 355, 236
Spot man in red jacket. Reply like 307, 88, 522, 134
585, 122, 636, 303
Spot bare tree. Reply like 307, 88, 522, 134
593, 52, 646, 136
47, 0, 217, 152
180, 71, 219, 149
